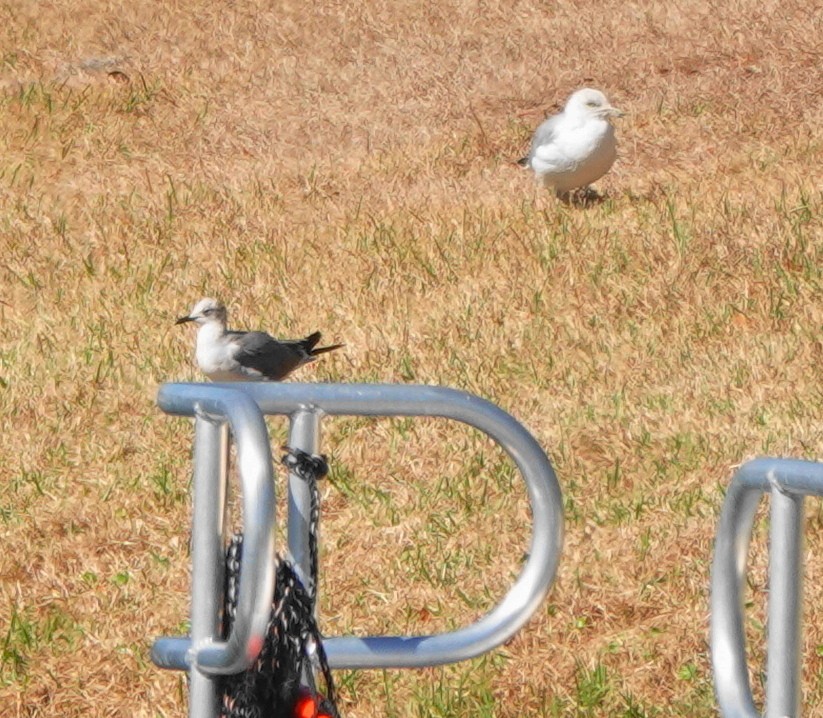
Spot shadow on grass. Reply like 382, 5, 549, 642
557, 186, 610, 207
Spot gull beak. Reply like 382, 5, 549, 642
175, 315, 194, 325
606, 106, 625, 118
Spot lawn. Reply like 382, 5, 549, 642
0, 1, 821, 716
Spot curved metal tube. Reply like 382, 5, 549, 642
153, 387, 276, 675
157, 382, 563, 669
711, 457, 823, 718
710, 472, 762, 718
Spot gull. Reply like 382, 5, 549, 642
518, 88, 623, 199
176, 298, 343, 382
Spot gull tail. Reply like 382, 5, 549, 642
303, 331, 344, 356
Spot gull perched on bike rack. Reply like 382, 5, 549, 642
176, 297, 343, 382
518, 87, 624, 199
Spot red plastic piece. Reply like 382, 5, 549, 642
293, 689, 332, 718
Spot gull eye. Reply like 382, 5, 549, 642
586, 100, 598, 107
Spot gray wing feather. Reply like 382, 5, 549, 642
231, 331, 307, 380
527, 114, 562, 160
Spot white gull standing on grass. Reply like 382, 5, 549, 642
518, 88, 624, 199
176, 297, 343, 382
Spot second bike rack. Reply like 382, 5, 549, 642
712, 457, 823, 718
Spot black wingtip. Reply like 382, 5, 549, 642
516, 156, 530, 168
302, 331, 323, 350
310, 342, 344, 356
301, 332, 343, 356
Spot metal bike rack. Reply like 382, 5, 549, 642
711, 457, 823, 718
150, 382, 564, 718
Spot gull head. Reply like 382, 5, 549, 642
175, 297, 228, 326
565, 88, 624, 121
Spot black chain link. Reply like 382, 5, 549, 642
280, 448, 329, 485
281, 446, 327, 598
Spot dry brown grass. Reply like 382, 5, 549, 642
1, 0, 822, 715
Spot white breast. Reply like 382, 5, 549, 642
195, 323, 240, 378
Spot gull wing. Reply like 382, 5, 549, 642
229, 330, 307, 381
526, 113, 563, 162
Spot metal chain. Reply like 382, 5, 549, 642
281, 447, 327, 598
220, 447, 338, 718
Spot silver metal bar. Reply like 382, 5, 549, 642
151, 387, 277, 677
711, 477, 762, 718
287, 409, 322, 594
188, 416, 228, 718
766, 489, 803, 718
286, 409, 323, 689
156, 382, 563, 670
711, 458, 823, 718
